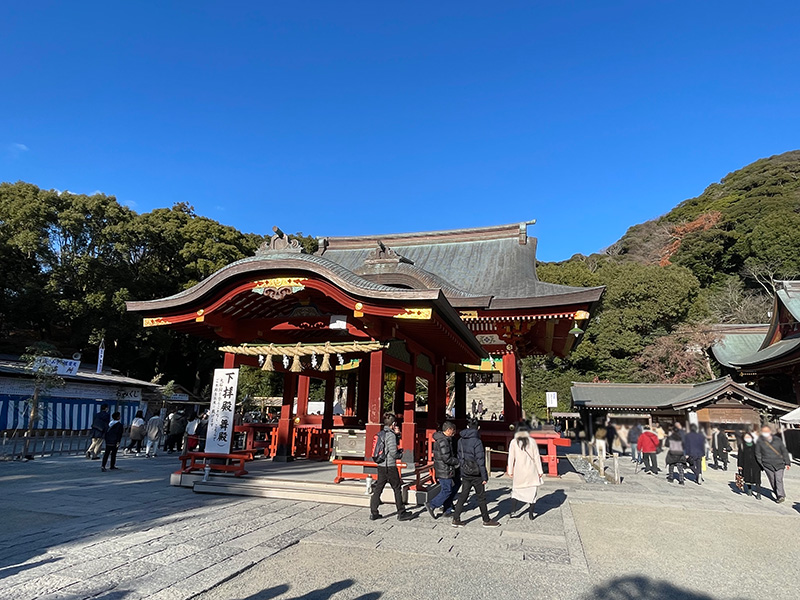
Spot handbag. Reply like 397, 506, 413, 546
701, 456, 707, 472
734, 472, 744, 491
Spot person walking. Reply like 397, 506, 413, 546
369, 414, 412, 521
638, 425, 660, 474
628, 423, 643, 463
684, 424, 706, 485
124, 410, 146, 455
738, 433, 762, 499
101, 412, 123, 472
665, 427, 686, 484
506, 421, 544, 520
755, 425, 791, 503
712, 427, 731, 471
144, 412, 163, 458
606, 422, 617, 456
616, 424, 629, 457
426, 421, 461, 519
451, 419, 500, 528
165, 409, 188, 453
86, 404, 110, 459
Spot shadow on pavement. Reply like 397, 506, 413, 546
580, 575, 748, 600
0, 556, 63, 579
238, 579, 381, 600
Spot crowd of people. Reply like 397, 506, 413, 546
85, 405, 212, 471
591, 420, 792, 502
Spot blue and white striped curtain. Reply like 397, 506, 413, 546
0, 396, 141, 431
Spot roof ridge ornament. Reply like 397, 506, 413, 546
256, 226, 305, 255
365, 240, 414, 265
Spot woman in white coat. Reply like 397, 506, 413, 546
506, 421, 544, 519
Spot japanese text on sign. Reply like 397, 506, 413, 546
205, 369, 239, 454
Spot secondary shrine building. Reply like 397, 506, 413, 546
126, 222, 603, 463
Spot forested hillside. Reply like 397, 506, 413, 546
0, 182, 312, 392
524, 150, 800, 415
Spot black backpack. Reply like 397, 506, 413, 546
372, 430, 387, 464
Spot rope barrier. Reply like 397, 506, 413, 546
217, 341, 386, 372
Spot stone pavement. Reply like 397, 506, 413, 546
1, 451, 798, 600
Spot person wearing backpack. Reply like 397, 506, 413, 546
369, 414, 413, 522
665, 426, 686, 485
451, 419, 500, 528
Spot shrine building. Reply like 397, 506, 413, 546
126, 222, 604, 465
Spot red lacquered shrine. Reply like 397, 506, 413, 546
126, 222, 604, 465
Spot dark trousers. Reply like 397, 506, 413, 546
688, 456, 702, 482
713, 451, 728, 470
102, 443, 119, 468
668, 461, 685, 482
642, 452, 658, 473
430, 475, 460, 511
165, 433, 182, 452
453, 475, 490, 522
127, 438, 143, 452
370, 466, 405, 516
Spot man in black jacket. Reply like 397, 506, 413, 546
369, 414, 413, 522
86, 404, 110, 459
101, 411, 124, 472
451, 420, 500, 528
425, 421, 460, 519
755, 425, 791, 503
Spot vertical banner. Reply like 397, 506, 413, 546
205, 368, 239, 455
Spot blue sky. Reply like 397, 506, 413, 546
2, 2, 799, 261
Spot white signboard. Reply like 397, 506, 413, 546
205, 369, 239, 455
33, 357, 81, 376
546, 391, 558, 408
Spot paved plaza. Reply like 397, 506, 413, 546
1, 452, 798, 600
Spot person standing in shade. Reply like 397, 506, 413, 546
712, 427, 731, 470
506, 421, 544, 520
165, 409, 187, 453
426, 421, 460, 519
684, 424, 706, 485
101, 412, 123, 472
616, 424, 629, 457
738, 433, 762, 499
653, 423, 666, 452
124, 410, 146, 455
452, 419, 500, 528
665, 427, 686, 484
144, 411, 163, 458
755, 425, 791, 503
606, 422, 617, 456
628, 423, 643, 463
369, 414, 412, 521
86, 404, 110, 460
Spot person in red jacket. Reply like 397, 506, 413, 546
637, 425, 660, 474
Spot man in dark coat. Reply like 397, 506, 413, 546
665, 428, 686, 484
712, 427, 731, 470
426, 421, 460, 518
755, 425, 791, 503
628, 423, 643, 463
684, 424, 706, 485
451, 420, 500, 528
165, 410, 188, 453
86, 404, 110, 459
101, 411, 124, 472
738, 433, 762, 498
369, 414, 413, 521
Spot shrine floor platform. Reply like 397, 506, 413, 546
170, 457, 428, 507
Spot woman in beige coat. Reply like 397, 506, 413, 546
506, 421, 544, 520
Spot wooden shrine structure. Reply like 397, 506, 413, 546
126, 222, 604, 466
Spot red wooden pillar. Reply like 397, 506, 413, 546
345, 373, 357, 417
322, 373, 335, 431
296, 374, 311, 424
356, 356, 370, 427
454, 371, 467, 421
274, 373, 297, 462
364, 350, 385, 458
502, 352, 522, 424
401, 371, 416, 464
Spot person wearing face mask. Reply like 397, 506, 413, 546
755, 425, 791, 503
737, 433, 762, 498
